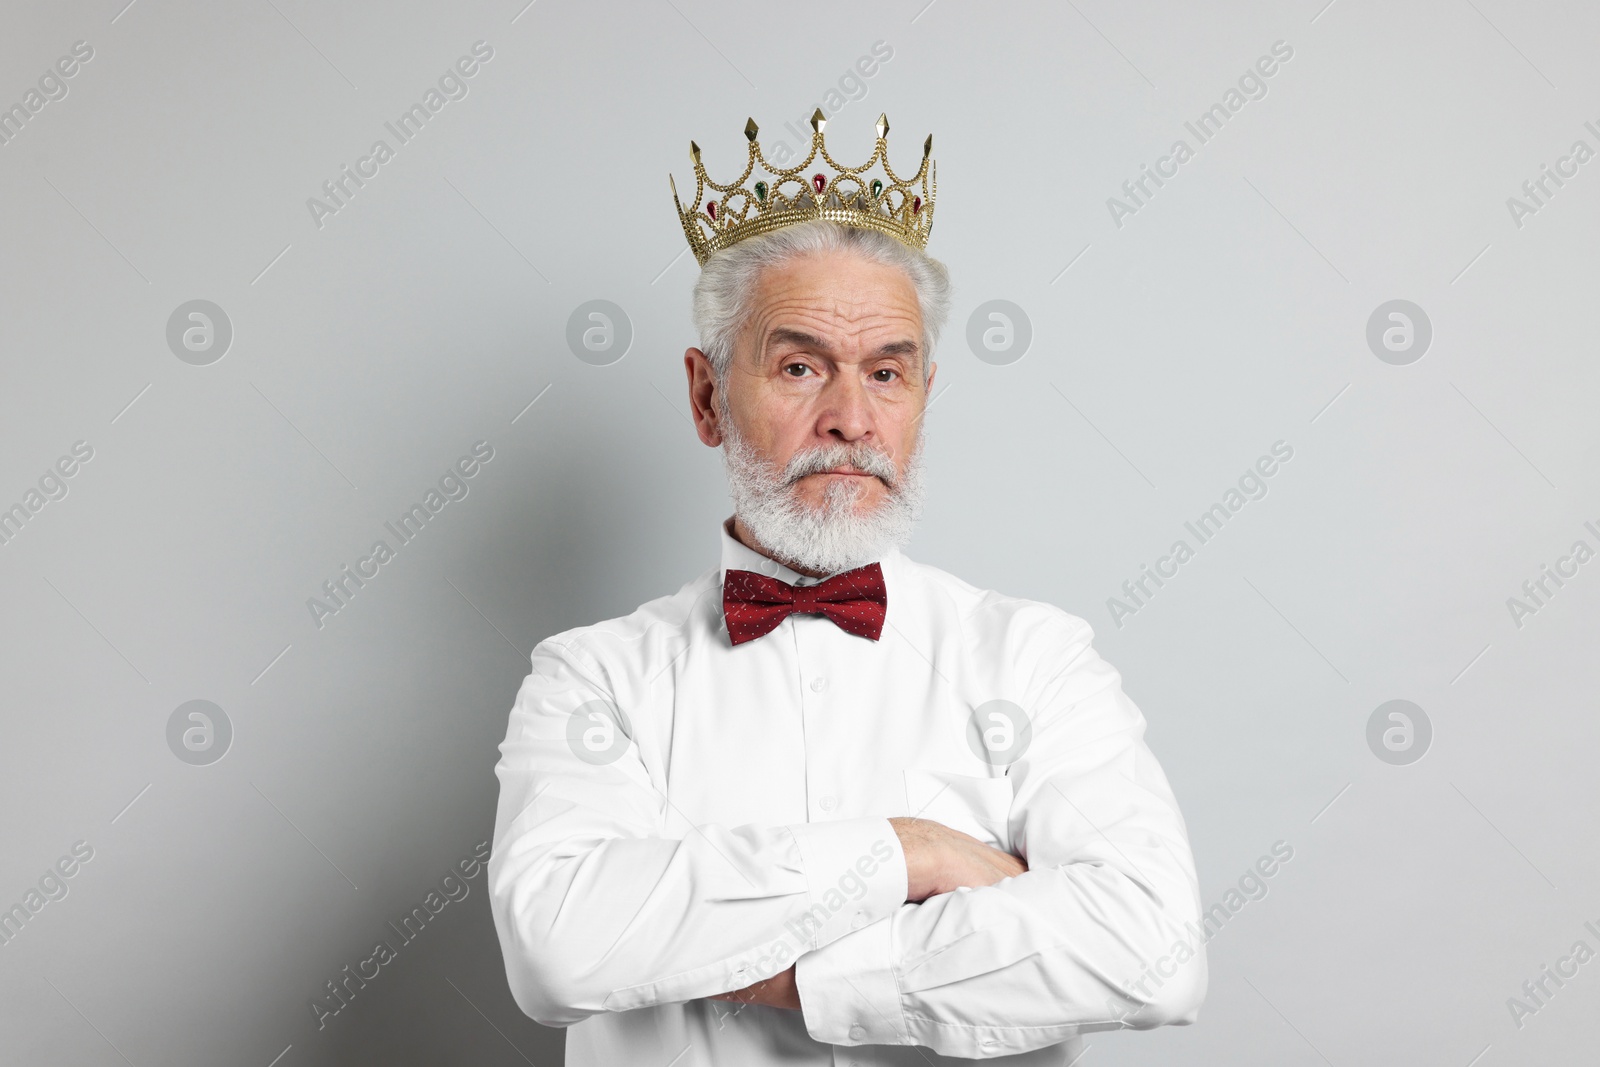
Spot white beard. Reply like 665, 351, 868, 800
720, 413, 926, 576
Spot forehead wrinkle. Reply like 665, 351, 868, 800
750, 300, 921, 364
734, 255, 925, 372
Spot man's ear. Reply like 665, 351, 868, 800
685, 347, 723, 447
925, 358, 937, 396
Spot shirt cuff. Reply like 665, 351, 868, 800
783, 817, 907, 952
795, 914, 907, 1046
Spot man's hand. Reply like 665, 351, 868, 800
711, 965, 800, 1010
890, 817, 1027, 902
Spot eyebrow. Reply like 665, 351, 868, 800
763, 327, 920, 359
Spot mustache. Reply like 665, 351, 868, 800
782, 442, 899, 485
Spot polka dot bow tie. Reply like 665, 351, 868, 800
722, 562, 888, 646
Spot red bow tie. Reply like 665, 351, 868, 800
722, 562, 888, 646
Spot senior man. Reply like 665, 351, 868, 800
489, 114, 1207, 1065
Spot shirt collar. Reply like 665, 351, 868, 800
718, 515, 898, 588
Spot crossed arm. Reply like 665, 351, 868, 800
489, 623, 1207, 1057
712, 816, 1028, 1010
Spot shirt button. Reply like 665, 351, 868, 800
848, 1024, 866, 1041
819, 795, 838, 812
850, 910, 868, 929
810, 676, 828, 692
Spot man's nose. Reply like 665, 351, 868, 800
817, 372, 873, 441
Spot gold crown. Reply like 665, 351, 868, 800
671, 110, 936, 266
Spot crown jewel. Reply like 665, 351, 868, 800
671, 110, 936, 266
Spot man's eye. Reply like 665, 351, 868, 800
872, 368, 898, 382
784, 363, 812, 377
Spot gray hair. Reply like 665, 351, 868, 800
691, 219, 952, 392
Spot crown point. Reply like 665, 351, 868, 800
876, 113, 889, 139
923, 134, 933, 158
690, 140, 701, 164
744, 118, 759, 142
810, 108, 827, 134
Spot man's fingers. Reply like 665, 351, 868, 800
897, 816, 1029, 898
985, 841, 1026, 871
963, 843, 1025, 887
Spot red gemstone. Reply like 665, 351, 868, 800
706, 200, 717, 219
812, 173, 826, 194
912, 196, 922, 214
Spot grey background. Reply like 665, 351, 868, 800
2, 0, 1597, 1064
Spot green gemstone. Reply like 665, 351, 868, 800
754, 180, 767, 202
870, 179, 883, 198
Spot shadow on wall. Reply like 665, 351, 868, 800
306, 423, 683, 1066
317, 878, 566, 1066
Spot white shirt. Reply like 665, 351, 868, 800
489, 518, 1207, 1065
